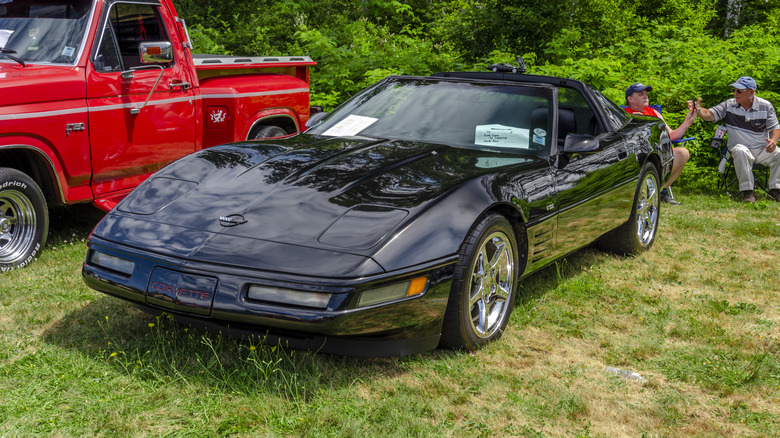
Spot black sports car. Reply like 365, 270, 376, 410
82, 71, 673, 356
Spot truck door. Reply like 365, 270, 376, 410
87, 0, 196, 205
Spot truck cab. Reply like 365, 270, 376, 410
0, 0, 315, 270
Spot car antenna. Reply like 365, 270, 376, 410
487, 55, 525, 74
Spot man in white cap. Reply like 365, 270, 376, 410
697, 76, 780, 203
624, 83, 696, 205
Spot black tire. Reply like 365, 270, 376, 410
249, 125, 287, 140
0, 168, 49, 271
598, 162, 660, 255
440, 214, 519, 350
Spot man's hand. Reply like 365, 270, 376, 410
766, 137, 778, 153
687, 98, 701, 113
767, 129, 780, 153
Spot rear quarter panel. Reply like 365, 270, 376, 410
199, 74, 311, 146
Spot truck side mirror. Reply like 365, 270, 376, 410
139, 42, 173, 64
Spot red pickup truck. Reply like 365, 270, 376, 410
0, 0, 316, 270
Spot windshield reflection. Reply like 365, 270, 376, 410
309, 78, 554, 156
0, 0, 92, 65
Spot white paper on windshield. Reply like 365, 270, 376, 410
475, 124, 530, 149
322, 115, 378, 137
0, 30, 14, 48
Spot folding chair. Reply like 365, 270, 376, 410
708, 126, 769, 195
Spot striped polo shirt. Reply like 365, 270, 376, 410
710, 96, 780, 150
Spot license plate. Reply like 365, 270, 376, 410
147, 267, 217, 316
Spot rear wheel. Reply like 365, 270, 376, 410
599, 162, 660, 255
0, 168, 48, 271
440, 214, 518, 350
249, 125, 287, 140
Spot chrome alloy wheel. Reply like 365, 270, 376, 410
635, 170, 659, 248
0, 188, 39, 265
467, 231, 515, 339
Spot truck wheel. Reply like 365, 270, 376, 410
249, 125, 287, 140
0, 168, 48, 271
440, 214, 518, 351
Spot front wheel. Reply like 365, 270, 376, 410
0, 168, 49, 271
440, 214, 519, 350
598, 162, 660, 255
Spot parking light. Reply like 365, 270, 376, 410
89, 250, 135, 276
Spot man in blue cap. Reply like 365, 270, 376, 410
624, 83, 696, 205
697, 76, 780, 203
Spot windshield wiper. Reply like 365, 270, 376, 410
0, 47, 26, 67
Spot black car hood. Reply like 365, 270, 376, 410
96, 135, 539, 273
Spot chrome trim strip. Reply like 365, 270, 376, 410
0, 107, 88, 121
201, 88, 310, 99
0, 88, 308, 121
0, 97, 194, 120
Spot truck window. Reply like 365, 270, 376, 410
94, 2, 171, 72
0, 0, 92, 65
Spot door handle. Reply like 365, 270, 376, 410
169, 81, 191, 91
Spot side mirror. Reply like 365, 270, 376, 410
140, 41, 173, 64
305, 111, 329, 129
562, 134, 600, 153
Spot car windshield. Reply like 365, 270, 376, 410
0, 0, 93, 65
309, 77, 555, 156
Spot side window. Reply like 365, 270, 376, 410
557, 87, 601, 139
93, 2, 171, 72
94, 23, 121, 72
591, 89, 631, 131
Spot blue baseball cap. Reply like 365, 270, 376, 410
729, 76, 757, 90
625, 83, 653, 98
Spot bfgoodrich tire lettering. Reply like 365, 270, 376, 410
440, 214, 518, 350
0, 168, 49, 271
598, 162, 660, 255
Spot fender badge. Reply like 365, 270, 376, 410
219, 214, 247, 227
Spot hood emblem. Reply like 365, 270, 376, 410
219, 214, 247, 227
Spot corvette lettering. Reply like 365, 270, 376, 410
149, 281, 211, 300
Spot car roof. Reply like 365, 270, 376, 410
430, 71, 591, 95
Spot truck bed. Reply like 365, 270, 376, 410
192, 54, 316, 81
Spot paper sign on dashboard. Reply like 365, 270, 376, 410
474, 125, 530, 149
322, 115, 378, 137
0, 30, 14, 48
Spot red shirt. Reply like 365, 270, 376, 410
624, 106, 661, 118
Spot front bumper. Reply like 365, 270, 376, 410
82, 236, 457, 357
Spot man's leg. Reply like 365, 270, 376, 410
730, 144, 756, 191
754, 146, 780, 201
660, 147, 689, 205
664, 147, 690, 189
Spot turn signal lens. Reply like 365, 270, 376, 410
357, 276, 428, 308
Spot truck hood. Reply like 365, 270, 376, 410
94, 135, 538, 271
0, 63, 86, 107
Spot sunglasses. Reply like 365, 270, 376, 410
734, 89, 750, 94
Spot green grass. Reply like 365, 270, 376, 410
1, 194, 779, 437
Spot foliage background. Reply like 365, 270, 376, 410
173, 0, 780, 192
